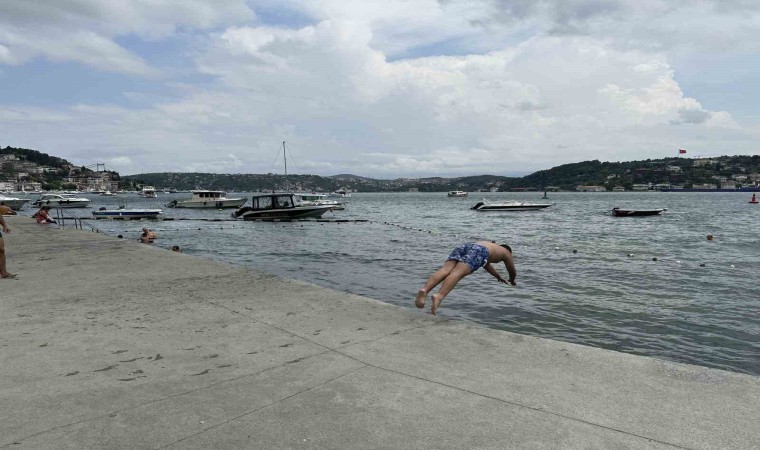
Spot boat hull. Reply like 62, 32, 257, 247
611, 208, 665, 217
237, 205, 333, 221
92, 209, 164, 220
471, 201, 553, 211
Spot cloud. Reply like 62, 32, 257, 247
0, 1, 757, 177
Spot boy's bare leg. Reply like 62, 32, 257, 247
416, 260, 456, 308
0, 241, 14, 278
431, 263, 471, 315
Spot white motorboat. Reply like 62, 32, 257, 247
471, 199, 553, 211
100, 190, 117, 196
329, 189, 351, 198
232, 192, 334, 221
0, 194, 30, 211
92, 206, 164, 220
448, 191, 468, 197
295, 193, 344, 210
32, 193, 91, 208
141, 186, 158, 198
165, 190, 247, 209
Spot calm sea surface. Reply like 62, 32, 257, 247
35, 191, 760, 376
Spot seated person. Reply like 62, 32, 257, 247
33, 206, 56, 224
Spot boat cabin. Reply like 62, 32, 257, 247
191, 190, 228, 200
250, 193, 297, 210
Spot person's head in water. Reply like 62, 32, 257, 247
171, 245, 180, 252
500, 244, 512, 254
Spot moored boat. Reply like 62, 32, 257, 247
232, 192, 333, 221
32, 193, 91, 208
471, 199, 553, 211
141, 186, 158, 198
611, 207, 666, 217
448, 191, 468, 197
166, 190, 247, 209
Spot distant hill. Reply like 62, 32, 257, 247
5, 144, 759, 192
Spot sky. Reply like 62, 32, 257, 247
1, 0, 759, 178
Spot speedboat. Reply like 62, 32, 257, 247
165, 190, 247, 209
611, 207, 666, 217
471, 199, 553, 211
232, 192, 334, 221
141, 186, 158, 198
448, 191, 468, 197
0, 194, 30, 211
100, 190, 117, 196
329, 189, 351, 198
295, 193, 344, 210
32, 193, 91, 208
92, 206, 164, 220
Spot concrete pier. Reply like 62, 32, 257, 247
1, 216, 758, 449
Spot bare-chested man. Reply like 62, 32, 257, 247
415, 241, 516, 315
0, 214, 15, 279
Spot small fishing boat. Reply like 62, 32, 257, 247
92, 206, 164, 220
165, 190, 247, 209
611, 207, 666, 217
448, 191, 468, 197
232, 192, 334, 221
471, 199, 553, 211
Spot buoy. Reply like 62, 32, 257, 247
750, 193, 758, 204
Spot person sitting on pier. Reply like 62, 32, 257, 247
140, 227, 157, 243
415, 241, 517, 315
33, 206, 56, 224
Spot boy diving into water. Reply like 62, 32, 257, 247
415, 241, 516, 315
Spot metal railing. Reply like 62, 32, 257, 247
51, 207, 105, 234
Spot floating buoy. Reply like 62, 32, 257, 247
750, 193, 758, 204
730, 264, 735, 268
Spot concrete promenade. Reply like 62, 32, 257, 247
1, 216, 758, 449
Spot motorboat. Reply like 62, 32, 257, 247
165, 190, 247, 209
92, 206, 164, 220
141, 186, 158, 198
448, 191, 468, 197
471, 199, 553, 211
329, 189, 351, 198
232, 192, 334, 221
295, 193, 344, 210
611, 207, 666, 217
100, 190, 117, 196
32, 193, 91, 208
0, 194, 30, 211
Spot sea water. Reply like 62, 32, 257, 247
48, 191, 760, 376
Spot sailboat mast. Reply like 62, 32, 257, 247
283, 141, 288, 191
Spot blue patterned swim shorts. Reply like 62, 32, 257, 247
447, 243, 490, 272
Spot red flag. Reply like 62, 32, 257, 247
678, 149, 687, 154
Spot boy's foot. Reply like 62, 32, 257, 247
431, 294, 443, 315
1, 273, 17, 279
415, 289, 427, 308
